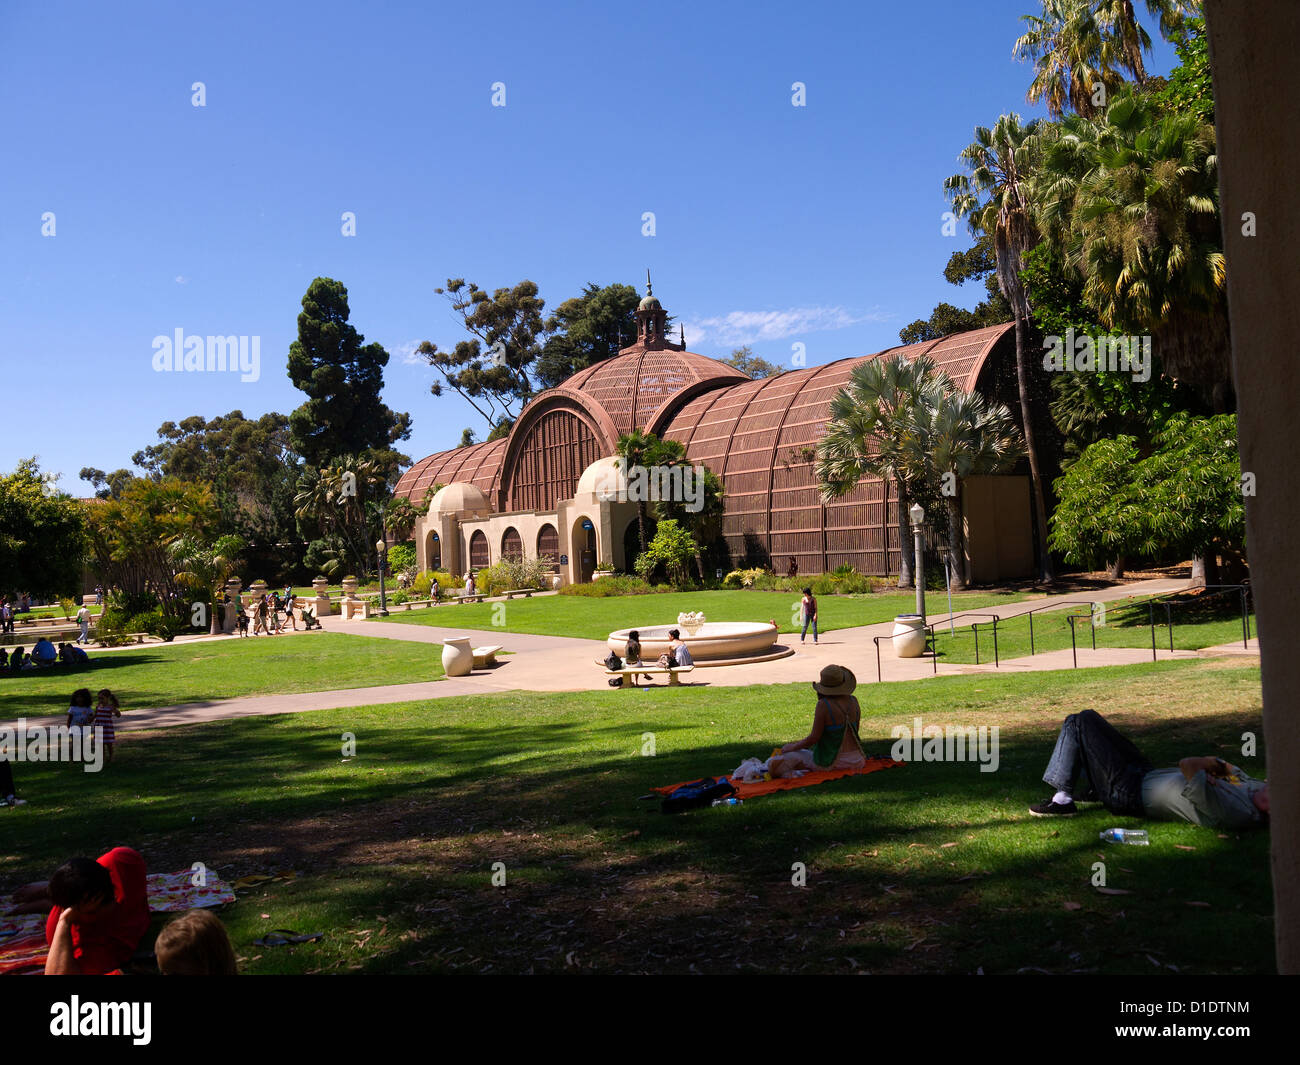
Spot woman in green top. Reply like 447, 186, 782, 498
769, 664, 868, 776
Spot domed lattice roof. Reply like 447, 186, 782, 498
565, 349, 748, 438
428, 481, 491, 516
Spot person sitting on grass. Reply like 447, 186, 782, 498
42, 847, 150, 975
666, 629, 693, 668
768, 664, 868, 777
9, 646, 22, 672
1029, 708, 1269, 829
32, 636, 58, 666
155, 909, 238, 975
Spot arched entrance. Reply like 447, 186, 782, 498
501, 527, 523, 560
537, 524, 559, 572
469, 529, 490, 571
571, 515, 597, 583
426, 530, 441, 571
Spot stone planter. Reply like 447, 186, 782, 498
341, 577, 359, 599
551, 574, 562, 591
249, 580, 268, 602
891, 615, 926, 659
312, 577, 329, 596
442, 637, 474, 677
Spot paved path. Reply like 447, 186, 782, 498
10, 577, 1252, 735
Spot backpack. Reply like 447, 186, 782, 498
657, 650, 676, 669
604, 651, 623, 671
661, 776, 737, 815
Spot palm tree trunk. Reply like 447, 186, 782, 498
945, 496, 967, 591
1013, 313, 1055, 582
637, 501, 648, 558
896, 480, 914, 589
1107, 556, 1127, 581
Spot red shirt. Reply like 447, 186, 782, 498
46, 847, 149, 974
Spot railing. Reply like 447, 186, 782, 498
872, 624, 939, 683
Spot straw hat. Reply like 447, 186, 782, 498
813, 664, 856, 696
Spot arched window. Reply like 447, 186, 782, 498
502, 527, 523, 560
537, 524, 559, 571
469, 529, 490, 569
427, 530, 441, 571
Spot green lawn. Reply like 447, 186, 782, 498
0, 633, 444, 719
932, 593, 1255, 664
372, 588, 1030, 640
1, 658, 1270, 974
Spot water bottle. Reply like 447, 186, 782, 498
1100, 828, 1148, 845
711, 797, 742, 806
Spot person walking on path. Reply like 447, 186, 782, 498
76, 604, 91, 645
800, 588, 818, 645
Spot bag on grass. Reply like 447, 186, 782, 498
660, 776, 737, 815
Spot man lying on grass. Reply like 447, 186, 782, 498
1030, 709, 1269, 830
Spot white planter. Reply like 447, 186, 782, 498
892, 615, 926, 659
551, 575, 562, 591
442, 637, 474, 677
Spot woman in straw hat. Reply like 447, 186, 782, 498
768, 664, 867, 777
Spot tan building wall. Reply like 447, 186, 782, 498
962, 475, 1033, 585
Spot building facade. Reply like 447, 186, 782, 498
395, 283, 1037, 585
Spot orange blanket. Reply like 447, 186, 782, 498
654, 755, 903, 800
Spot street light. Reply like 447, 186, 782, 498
376, 538, 389, 617
909, 502, 926, 623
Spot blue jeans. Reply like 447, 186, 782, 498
1043, 710, 1151, 816
801, 616, 818, 642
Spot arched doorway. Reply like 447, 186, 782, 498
469, 529, 490, 571
537, 524, 559, 572
501, 527, 523, 560
426, 530, 441, 572
571, 515, 597, 583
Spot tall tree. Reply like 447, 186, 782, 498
287, 277, 412, 473
1094, 0, 1200, 86
615, 429, 658, 559
723, 346, 784, 380
535, 282, 642, 389
418, 279, 548, 428
0, 459, 86, 597
1014, 0, 1124, 118
946, 114, 1056, 581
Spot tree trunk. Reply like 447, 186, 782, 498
945, 496, 966, 591
1107, 556, 1126, 581
896, 481, 914, 589
1205, 0, 1300, 972
1012, 312, 1055, 583
637, 501, 648, 558
1189, 554, 1207, 588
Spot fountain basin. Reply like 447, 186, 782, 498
608, 622, 781, 665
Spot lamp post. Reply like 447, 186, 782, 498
909, 502, 926, 623
376, 537, 389, 617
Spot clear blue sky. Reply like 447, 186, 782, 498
0, 0, 1180, 493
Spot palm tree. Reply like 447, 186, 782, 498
816, 354, 943, 589
1034, 91, 1229, 410
919, 388, 1025, 589
615, 429, 657, 559
946, 114, 1055, 582
1014, 0, 1124, 119
1094, 0, 1199, 86
171, 534, 245, 634
294, 455, 389, 578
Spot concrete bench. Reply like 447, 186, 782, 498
400, 599, 436, 610
472, 645, 503, 668
603, 664, 696, 687
504, 589, 535, 600
453, 594, 485, 604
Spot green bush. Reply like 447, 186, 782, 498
387, 542, 417, 575
559, 575, 659, 597
389, 589, 410, 605
412, 570, 463, 597
59, 597, 77, 619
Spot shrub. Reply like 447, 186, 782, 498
389, 589, 410, 605
559, 575, 658, 597
387, 542, 417, 575
59, 597, 76, 619
412, 570, 463, 597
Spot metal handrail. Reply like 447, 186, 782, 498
873, 623, 940, 683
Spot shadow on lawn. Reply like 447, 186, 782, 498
2, 701, 1273, 973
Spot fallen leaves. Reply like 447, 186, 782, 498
1063, 901, 1083, 911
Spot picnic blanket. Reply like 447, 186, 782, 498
654, 755, 903, 801
0, 868, 236, 975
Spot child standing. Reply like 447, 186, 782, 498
66, 688, 94, 739
93, 690, 122, 764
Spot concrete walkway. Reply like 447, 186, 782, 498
62, 576, 1218, 733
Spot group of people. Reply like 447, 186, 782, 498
0, 594, 34, 634
65, 688, 123, 763
1, 638, 90, 674
619, 628, 695, 685
6, 847, 237, 975
229, 587, 300, 637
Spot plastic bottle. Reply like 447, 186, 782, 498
711, 797, 743, 806
1100, 827, 1149, 845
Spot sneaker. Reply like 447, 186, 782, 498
1028, 798, 1077, 817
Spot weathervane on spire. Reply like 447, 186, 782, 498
645, 268, 652, 297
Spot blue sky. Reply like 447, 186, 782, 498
0, 0, 1180, 493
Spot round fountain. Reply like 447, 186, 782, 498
607, 622, 789, 666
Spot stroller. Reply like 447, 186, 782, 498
301, 605, 323, 631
